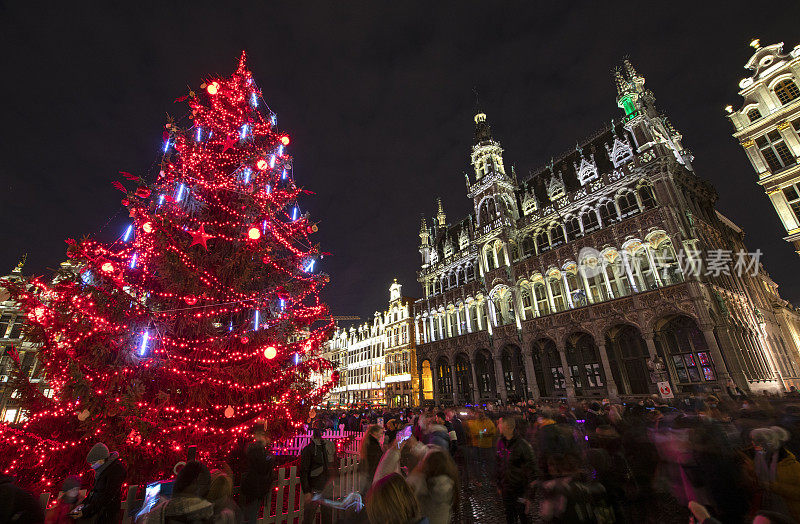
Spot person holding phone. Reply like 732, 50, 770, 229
72, 442, 126, 523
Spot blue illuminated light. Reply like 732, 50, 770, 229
253, 310, 260, 330
251, 93, 258, 107
262, 219, 267, 233
158, 194, 165, 206
241, 124, 248, 139
269, 155, 276, 168
305, 259, 315, 272
280, 299, 285, 310
242, 168, 252, 184
139, 331, 150, 356
196, 127, 202, 142
270, 114, 277, 126
228, 321, 233, 332
265, 184, 271, 194
292, 206, 299, 221
176, 183, 186, 202
163, 139, 170, 153
277, 145, 284, 156
282, 169, 287, 180
293, 353, 301, 365
130, 253, 138, 269
123, 224, 133, 242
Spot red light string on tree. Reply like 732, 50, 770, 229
0, 51, 335, 492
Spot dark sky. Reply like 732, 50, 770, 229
2, 2, 799, 319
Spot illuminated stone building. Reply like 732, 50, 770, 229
324, 281, 418, 407
414, 61, 800, 405
727, 40, 800, 254
0, 260, 49, 423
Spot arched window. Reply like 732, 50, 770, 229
485, 248, 495, 271
747, 108, 762, 122
638, 185, 656, 209
581, 209, 600, 233
550, 224, 566, 247
536, 230, 550, 253
466, 264, 475, 282
775, 79, 800, 105
533, 282, 550, 316
520, 287, 533, 317
598, 200, 617, 224
565, 216, 582, 241
617, 191, 639, 217
436, 359, 453, 395
522, 236, 535, 257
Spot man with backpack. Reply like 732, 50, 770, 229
241, 425, 275, 524
299, 420, 336, 524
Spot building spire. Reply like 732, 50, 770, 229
436, 197, 447, 228
472, 88, 492, 143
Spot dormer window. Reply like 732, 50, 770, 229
756, 131, 795, 171
747, 108, 762, 123
775, 79, 800, 105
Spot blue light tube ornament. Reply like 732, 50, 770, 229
123, 224, 133, 242
139, 331, 150, 356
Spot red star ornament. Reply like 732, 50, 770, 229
189, 224, 213, 250
221, 134, 237, 153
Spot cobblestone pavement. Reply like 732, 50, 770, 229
452, 448, 691, 524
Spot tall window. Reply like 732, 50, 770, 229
775, 79, 800, 105
581, 210, 600, 233
617, 191, 639, 217
757, 131, 795, 171
536, 230, 550, 253
638, 185, 657, 209
747, 108, 762, 122
550, 225, 566, 247
565, 217, 582, 240
598, 200, 617, 224
783, 183, 800, 222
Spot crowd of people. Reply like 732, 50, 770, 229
4, 392, 800, 523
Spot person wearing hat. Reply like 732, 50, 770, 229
45, 476, 81, 524
72, 442, 126, 522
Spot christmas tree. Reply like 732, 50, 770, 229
0, 52, 336, 491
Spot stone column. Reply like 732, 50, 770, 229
545, 278, 557, 312
646, 247, 664, 287
429, 316, 436, 342
512, 288, 524, 328
622, 251, 640, 293
469, 356, 481, 404
700, 326, 731, 381
531, 285, 541, 317
494, 353, 509, 402
523, 351, 540, 400
485, 302, 495, 335
600, 265, 615, 300
557, 342, 576, 398
450, 360, 459, 404
642, 332, 658, 360
465, 304, 473, 333
562, 274, 574, 309
596, 340, 619, 399
579, 267, 595, 304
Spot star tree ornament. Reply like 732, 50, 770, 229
0, 51, 336, 491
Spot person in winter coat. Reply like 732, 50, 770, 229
240, 426, 275, 523
74, 442, 127, 523
45, 476, 81, 524
299, 421, 336, 524
366, 473, 428, 524
496, 416, 536, 524
358, 425, 385, 494
0, 474, 44, 524
406, 449, 458, 524
207, 471, 243, 524
750, 426, 800, 521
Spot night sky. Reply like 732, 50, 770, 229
2, 2, 799, 320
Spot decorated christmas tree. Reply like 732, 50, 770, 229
0, 52, 335, 491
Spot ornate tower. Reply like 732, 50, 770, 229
436, 197, 447, 229
418, 216, 432, 266
615, 60, 694, 170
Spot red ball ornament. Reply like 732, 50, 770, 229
256, 159, 269, 171
224, 406, 234, 418
263, 346, 277, 359
142, 221, 154, 233
240, 336, 249, 344
184, 295, 197, 306
262, 255, 271, 264
248, 227, 261, 240
206, 81, 220, 95
280, 135, 290, 146
101, 262, 114, 273
135, 187, 151, 198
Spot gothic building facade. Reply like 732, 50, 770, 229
323, 281, 418, 407
727, 40, 800, 255
414, 61, 800, 406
